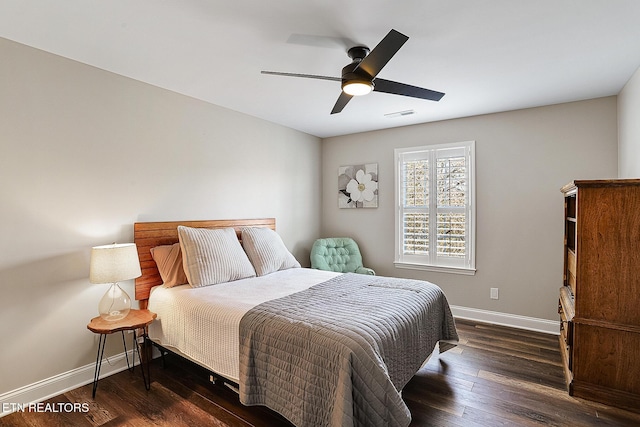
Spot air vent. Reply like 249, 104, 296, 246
384, 109, 416, 118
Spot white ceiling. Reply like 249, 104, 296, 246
2, 0, 640, 138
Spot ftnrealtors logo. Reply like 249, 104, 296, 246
3, 402, 90, 414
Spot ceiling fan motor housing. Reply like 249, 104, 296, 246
342, 46, 374, 89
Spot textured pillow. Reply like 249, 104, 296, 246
241, 227, 301, 276
150, 243, 188, 288
177, 226, 256, 287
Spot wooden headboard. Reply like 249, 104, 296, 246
134, 218, 276, 308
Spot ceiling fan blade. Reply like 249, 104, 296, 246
261, 71, 340, 82
356, 29, 408, 78
331, 92, 354, 114
373, 78, 445, 101
286, 33, 357, 50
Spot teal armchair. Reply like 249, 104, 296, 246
310, 237, 375, 275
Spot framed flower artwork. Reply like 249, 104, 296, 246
338, 163, 378, 208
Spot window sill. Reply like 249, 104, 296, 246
394, 262, 476, 276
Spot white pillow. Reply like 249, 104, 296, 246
241, 227, 301, 276
177, 226, 256, 287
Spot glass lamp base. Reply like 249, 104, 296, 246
98, 283, 131, 322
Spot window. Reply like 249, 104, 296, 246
394, 141, 476, 274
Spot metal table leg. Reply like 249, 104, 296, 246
92, 334, 107, 398
91, 328, 151, 398
134, 328, 151, 390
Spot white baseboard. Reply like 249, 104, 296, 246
0, 350, 143, 418
451, 305, 559, 335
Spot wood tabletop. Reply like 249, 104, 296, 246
87, 309, 157, 334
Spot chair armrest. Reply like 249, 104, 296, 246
355, 266, 376, 275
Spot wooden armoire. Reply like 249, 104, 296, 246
559, 179, 640, 412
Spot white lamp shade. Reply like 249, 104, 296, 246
89, 243, 142, 284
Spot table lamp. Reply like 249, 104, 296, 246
89, 243, 142, 321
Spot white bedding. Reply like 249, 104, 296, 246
147, 268, 340, 382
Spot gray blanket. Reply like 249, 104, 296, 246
238, 273, 458, 427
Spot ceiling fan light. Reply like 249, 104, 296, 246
342, 80, 374, 96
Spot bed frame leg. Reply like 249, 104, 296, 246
150, 341, 168, 368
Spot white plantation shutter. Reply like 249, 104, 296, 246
395, 141, 476, 274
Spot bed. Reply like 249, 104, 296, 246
134, 218, 458, 427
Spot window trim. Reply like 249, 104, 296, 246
394, 141, 476, 275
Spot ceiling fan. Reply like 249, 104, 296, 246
261, 29, 445, 114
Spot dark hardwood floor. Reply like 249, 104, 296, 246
3, 319, 640, 426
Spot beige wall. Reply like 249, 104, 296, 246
321, 97, 618, 322
0, 38, 322, 395
618, 64, 640, 178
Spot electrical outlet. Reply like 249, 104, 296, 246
490, 288, 499, 300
